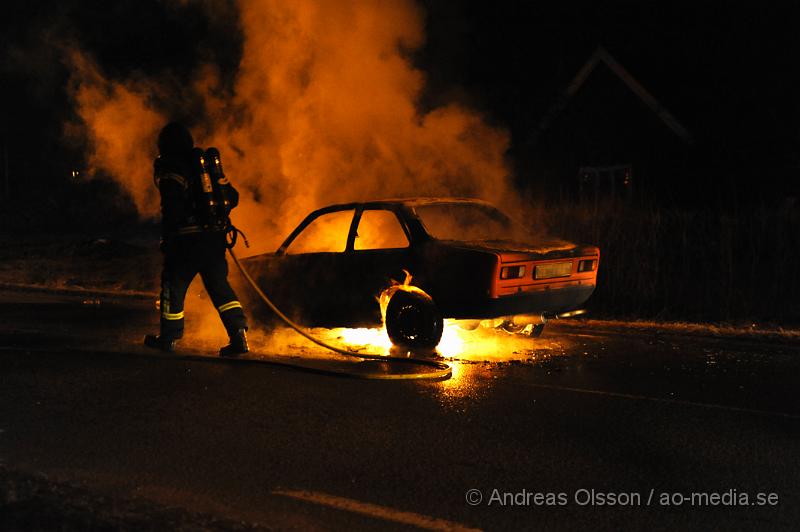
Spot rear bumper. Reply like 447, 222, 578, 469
444, 283, 596, 320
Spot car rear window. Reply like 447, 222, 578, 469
414, 203, 513, 241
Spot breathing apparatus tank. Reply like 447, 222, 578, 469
205, 147, 233, 218
191, 147, 221, 227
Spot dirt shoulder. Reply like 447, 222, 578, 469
0, 235, 161, 294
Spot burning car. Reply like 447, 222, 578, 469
241, 198, 599, 349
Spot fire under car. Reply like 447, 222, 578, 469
241, 198, 600, 349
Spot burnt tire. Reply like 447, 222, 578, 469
385, 290, 443, 350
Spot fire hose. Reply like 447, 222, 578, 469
225, 227, 452, 381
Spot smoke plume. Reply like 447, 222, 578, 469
68, 0, 513, 251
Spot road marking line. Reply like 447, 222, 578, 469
272, 489, 481, 531
522, 382, 800, 419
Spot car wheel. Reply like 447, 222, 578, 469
385, 290, 443, 350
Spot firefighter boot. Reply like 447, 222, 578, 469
144, 334, 178, 352
220, 328, 249, 357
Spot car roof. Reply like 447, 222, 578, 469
316, 197, 499, 212
278, 197, 512, 255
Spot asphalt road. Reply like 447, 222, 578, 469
0, 289, 798, 531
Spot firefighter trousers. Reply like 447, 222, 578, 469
159, 231, 247, 340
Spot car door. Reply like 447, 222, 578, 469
266, 208, 357, 327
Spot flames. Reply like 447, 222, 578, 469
377, 269, 421, 317
340, 269, 466, 357
338, 321, 465, 358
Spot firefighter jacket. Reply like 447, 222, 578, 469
154, 153, 239, 238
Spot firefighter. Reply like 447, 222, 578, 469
144, 122, 249, 357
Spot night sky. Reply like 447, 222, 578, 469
421, 2, 800, 143
2, 1, 799, 208
418, 1, 800, 200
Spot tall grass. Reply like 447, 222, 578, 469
530, 200, 800, 324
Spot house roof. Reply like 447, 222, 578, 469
530, 46, 693, 146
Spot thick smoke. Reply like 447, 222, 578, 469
68, 52, 166, 212
68, 0, 513, 252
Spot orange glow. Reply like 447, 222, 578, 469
338, 327, 393, 351
437, 320, 466, 358
377, 269, 423, 318
327, 318, 563, 362
329, 319, 465, 358
67, 0, 516, 257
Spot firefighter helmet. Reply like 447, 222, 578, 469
157, 122, 193, 157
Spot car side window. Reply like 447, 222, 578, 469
354, 209, 409, 251
285, 209, 355, 254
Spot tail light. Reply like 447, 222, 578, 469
578, 259, 597, 272
500, 265, 526, 279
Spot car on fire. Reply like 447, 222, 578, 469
241, 198, 599, 349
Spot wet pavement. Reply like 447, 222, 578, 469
0, 289, 798, 530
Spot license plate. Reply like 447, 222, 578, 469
534, 261, 573, 279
